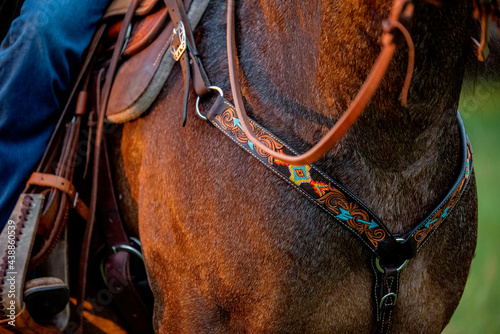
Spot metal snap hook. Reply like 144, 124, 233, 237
195, 86, 224, 120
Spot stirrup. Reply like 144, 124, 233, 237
0, 194, 69, 333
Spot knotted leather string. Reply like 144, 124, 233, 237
227, 0, 415, 166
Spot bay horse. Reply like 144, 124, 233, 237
109, 0, 481, 332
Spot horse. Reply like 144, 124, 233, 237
108, 0, 482, 332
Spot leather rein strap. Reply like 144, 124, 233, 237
226, 0, 415, 166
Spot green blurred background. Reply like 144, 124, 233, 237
444, 77, 500, 334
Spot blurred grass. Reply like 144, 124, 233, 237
444, 78, 500, 334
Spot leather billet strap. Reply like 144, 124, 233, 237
77, 0, 142, 332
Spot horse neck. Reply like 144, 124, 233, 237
237, 0, 473, 169
233, 0, 473, 232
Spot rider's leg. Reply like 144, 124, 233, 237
0, 0, 110, 228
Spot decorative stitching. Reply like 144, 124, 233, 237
212, 103, 389, 251
208, 98, 472, 334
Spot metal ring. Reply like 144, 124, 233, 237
100, 243, 145, 285
379, 292, 398, 309
112, 244, 144, 261
195, 86, 224, 120
375, 257, 409, 274
120, 23, 133, 55
375, 237, 409, 273
129, 237, 142, 248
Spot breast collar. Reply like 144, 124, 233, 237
205, 94, 473, 333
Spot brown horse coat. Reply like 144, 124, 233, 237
111, 0, 478, 332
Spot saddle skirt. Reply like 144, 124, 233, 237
104, 0, 210, 123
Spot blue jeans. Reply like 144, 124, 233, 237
0, 0, 110, 228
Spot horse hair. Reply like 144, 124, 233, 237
112, 1, 480, 332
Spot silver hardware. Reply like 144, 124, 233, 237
73, 192, 80, 208
112, 244, 144, 261
129, 237, 142, 248
195, 86, 224, 120
375, 237, 409, 273
375, 257, 409, 274
100, 243, 145, 285
379, 292, 398, 309
171, 21, 186, 61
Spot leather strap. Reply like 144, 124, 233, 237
226, 0, 414, 166
372, 258, 401, 334
165, 0, 211, 97
27, 173, 89, 221
98, 141, 153, 333
206, 95, 473, 259
35, 25, 106, 176
77, 1, 142, 332
28, 106, 86, 268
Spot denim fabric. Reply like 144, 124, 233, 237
0, 0, 110, 228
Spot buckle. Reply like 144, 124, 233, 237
72, 192, 80, 209
171, 21, 186, 61
379, 292, 398, 309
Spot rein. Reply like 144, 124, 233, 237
225, 0, 416, 166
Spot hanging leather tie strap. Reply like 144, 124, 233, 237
98, 141, 153, 334
165, 0, 211, 96
226, 0, 415, 166
373, 260, 402, 334
165, 0, 211, 124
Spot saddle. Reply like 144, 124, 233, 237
0, 0, 210, 332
